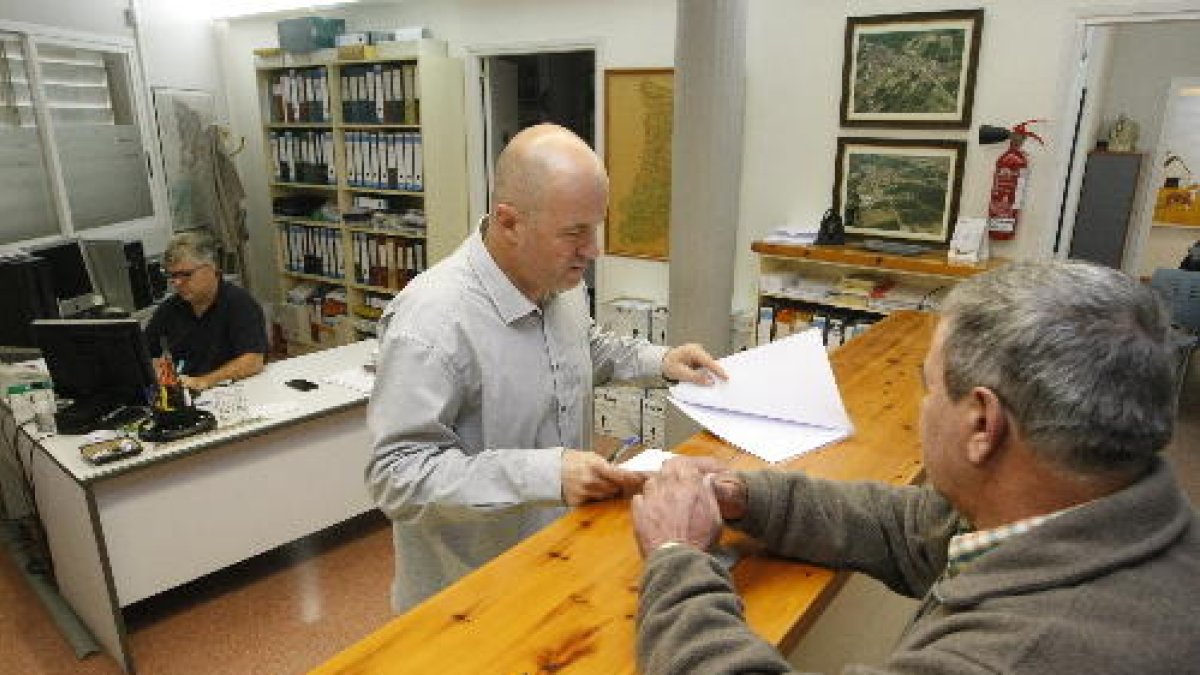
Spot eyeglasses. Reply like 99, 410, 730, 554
166, 264, 210, 281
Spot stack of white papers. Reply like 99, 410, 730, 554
669, 329, 853, 463
762, 226, 818, 246
320, 367, 376, 395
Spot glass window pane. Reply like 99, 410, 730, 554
39, 44, 153, 231
0, 32, 61, 244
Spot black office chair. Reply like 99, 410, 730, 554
1150, 268, 1200, 404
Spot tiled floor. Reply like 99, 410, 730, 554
1, 513, 394, 675
2, 373, 1196, 675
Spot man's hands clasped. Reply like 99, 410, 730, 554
631, 456, 748, 557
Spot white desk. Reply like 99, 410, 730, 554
24, 340, 378, 673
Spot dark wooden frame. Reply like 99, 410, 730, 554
839, 9, 984, 129
832, 137, 966, 245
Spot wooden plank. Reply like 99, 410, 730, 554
313, 311, 937, 675
751, 241, 1005, 279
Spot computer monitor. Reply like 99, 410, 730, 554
27, 239, 100, 317
32, 318, 156, 435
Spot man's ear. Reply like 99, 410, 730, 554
492, 203, 520, 237
965, 386, 1008, 465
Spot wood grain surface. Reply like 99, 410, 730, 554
750, 240, 1005, 278
313, 311, 937, 675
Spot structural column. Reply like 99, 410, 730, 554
666, 0, 747, 446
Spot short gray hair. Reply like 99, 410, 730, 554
938, 260, 1174, 474
164, 230, 217, 268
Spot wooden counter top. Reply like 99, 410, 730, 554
313, 311, 937, 675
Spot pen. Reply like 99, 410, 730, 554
608, 435, 640, 464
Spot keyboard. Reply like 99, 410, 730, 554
861, 239, 930, 256
71, 306, 131, 319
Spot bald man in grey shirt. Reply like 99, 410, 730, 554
367, 124, 725, 611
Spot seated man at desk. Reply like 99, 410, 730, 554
144, 232, 267, 392
631, 260, 1200, 674
367, 124, 726, 612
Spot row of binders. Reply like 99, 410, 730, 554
270, 130, 334, 185
353, 232, 426, 290
269, 67, 331, 124
346, 131, 423, 191
280, 224, 343, 279
341, 63, 420, 125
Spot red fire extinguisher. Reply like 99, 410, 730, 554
986, 119, 1045, 240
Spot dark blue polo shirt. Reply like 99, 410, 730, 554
144, 279, 267, 377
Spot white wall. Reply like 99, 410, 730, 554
736, 0, 1110, 310
0, 0, 131, 37
216, 0, 676, 304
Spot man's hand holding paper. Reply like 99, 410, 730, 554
668, 329, 853, 462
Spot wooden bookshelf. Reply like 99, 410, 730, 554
256, 40, 468, 353
751, 241, 1007, 279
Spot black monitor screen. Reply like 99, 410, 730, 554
32, 318, 156, 431
29, 240, 95, 315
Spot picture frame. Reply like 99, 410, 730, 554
604, 68, 674, 260
832, 137, 966, 245
151, 87, 216, 230
839, 9, 984, 129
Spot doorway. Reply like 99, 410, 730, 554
1053, 14, 1200, 276
479, 50, 596, 212
475, 48, 598, 310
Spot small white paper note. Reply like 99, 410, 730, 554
619, 447, 677, 472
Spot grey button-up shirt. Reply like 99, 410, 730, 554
366, 230, 667, 611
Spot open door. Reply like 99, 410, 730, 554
482, 57, 519, 214
1129, 77, 1200, 276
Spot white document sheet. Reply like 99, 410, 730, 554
669, 329, 853, 463
619, 448, 677, 472
320, 367, 376, 395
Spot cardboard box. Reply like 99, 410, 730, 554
277, 17, 345, 53
641, 391, 668, 448
336, 32, 369, 47
594, 385, 643, 439
337, 44, 377, 61
649, 306, 669, 345
598, 297, 654, 341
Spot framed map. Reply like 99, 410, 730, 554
604, 69, 673, 260
152, 87, 215, 230
839, 10, 984, 129
832, 137, 965, 244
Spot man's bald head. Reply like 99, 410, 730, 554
491, 124, 607, 219
483, 124, 607, 303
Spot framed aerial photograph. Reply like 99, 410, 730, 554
839, 9, 984, 129
832, 137, 966, 244
604, 68, 674, 260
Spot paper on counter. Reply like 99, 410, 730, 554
320, 367, 376, 395
670, 329, 853, 463
251, 402, 302, 419
619, 448, 677, 472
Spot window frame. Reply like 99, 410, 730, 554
0, 19, 167, 252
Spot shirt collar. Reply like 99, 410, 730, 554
947, 508, 1072, 572
465, 226, 540, 325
